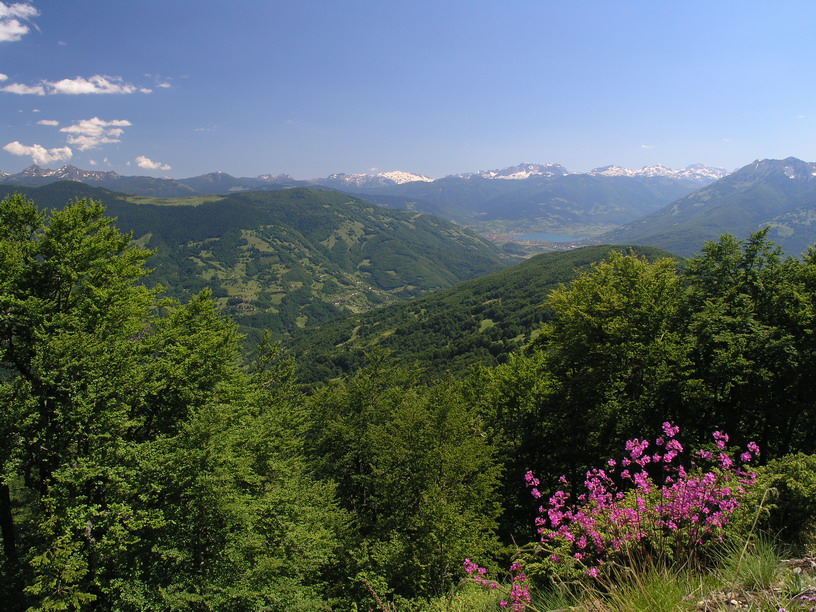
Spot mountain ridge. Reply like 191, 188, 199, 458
0, 161, 729, 193
598, 157, 816, 256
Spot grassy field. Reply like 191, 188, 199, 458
121, 194, 226, 206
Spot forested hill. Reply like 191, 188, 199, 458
287, 244, 676, 382
0, 182, 511, 337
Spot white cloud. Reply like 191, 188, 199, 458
1, 74, 152, 95
4, 140, 72, 165
59, 117, 131, 150
135, 155, 171, 171
640, 144, 656, 149
0, 73, 7, 81
49, 75, 150, 95
37, 119, 58, 126
0, 2, 39, 42
157, 82, 171, 89
2, 81, 44, 95
0, 3, 37, 19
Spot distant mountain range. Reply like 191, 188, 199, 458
0, 161, 727, 193
0, 161, 729, 237
599, 157, 816, 256
13, 158, 816, 258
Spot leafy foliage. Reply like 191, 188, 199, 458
749, 453, 816, 547
0, 195, 346, 610
306, 356, 503, 604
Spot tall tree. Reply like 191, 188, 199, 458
525, 251, 685, 482
679, 230, 816, 454
0, 195, 155, 608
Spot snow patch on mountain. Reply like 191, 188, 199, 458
589, 163, 727, 183
17, 164, 121, 181
316, 170, 434, 188
378, 170, 434, 184
257, 173, 295, 182
458, 162, 570, 180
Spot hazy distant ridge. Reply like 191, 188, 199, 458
0, 161, 728, 194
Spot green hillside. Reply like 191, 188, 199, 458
287, 244, 676, 382
0, 183, 511, 337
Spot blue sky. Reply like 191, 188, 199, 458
2, 1, 815, 179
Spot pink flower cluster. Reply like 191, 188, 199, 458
463, 558, 499, 590
464, 558, 531, 611
530, 423, 759, 576
499, 562, 531, 611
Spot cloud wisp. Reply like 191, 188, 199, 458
0, 2, 39, 42
3, 140, 72, 165
59, 117, 131, 150
1, 74, 152, 95
135, 155, 171, 171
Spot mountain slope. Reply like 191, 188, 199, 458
599, 157, 816, 256
0, 183, 511, 337
286, 244, 677, 383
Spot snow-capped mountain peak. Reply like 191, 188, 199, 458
459, 162, 570, 180
257, 173, 295, 182
378, 170, 434, 184
315, 170, 435, 188
15, 164, 121, 181
589, 163, 727, 183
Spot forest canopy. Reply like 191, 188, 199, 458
2, 195, 816, 610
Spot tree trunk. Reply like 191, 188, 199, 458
0, 481, 17, 565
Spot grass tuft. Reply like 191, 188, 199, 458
716, 533, 786, 592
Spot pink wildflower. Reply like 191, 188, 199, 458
525, 471, 540, 487
662, 422, 680, 438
